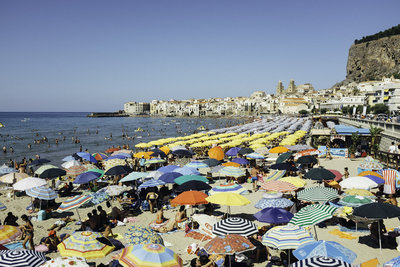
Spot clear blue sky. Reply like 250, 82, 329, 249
1, 0, 399, 112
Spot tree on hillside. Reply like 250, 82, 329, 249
371, 104, 389, 114
299, 110, 308, 115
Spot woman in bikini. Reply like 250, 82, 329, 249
20, 214, 34, 250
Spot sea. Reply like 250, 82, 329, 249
0, 112, 245, 166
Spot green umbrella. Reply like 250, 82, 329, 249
174, 175, 208, 185
297, 187, 339, 203
338, 195, 373, 207
34, 164, 59, 175
276, 152, 293, 164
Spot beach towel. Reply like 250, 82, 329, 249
185, 230, 212, 241
4, 242, 23, 250
328, 229, 357, 240
263, 170, 286, 183
339, 225, 369, 233
149, 219, 169, 231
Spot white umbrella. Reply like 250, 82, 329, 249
13, 177, 47, 191
105, 185, 131, 197
192, 214, 220, 238
61, 160, 82, 169
0, 172, 29, 184
147, 171, 163, 180
339, 176, 379, 190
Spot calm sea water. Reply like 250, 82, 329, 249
0, 112, 244, 166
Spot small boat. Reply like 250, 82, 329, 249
0, 122, 4, 128
135, 127, 144, 132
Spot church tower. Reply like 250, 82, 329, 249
276, 80, 284, 95
287, 79, 296, 94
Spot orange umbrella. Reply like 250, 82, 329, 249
222, 162, 241, 167
105, 147, 120, 153
358, 171, 383, 179
296, 149, 319, 157
134, 152, 151, 159
171, 191, 208, 206
208, 146, 224, 161
269, 146, 289, 154
160, 146, 170, 155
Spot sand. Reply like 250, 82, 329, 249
0, 156, 399, 266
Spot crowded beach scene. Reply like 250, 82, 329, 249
1, 1, 400, 267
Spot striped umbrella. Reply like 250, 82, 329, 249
261, 181, 298, 192
185, 161, 209, 169
41, 256, 89, 267
61, 160, 82, 169
204, 234, 255, 255
34, 164, 59, 175
293, 241, 357, 264
138, 179, 165, 189
297, 187, 339, 203
212, 217, 258, 237
0, 250, 46, 267
279, 177, 307, 188
208, 183, 249, 195
219, 166, 245, 177
246, 152, 264, 159
118, 244, 182, 267
255, 198, 294, 209
292, 256, 352, 267
92, 152, 108, 161
174, 175, 208, 185
66, 166, 87, 176
262, 225, 314, 250
344, 189, 375, 197
0, 225, 22, 245
26, 186, 58, 200
145, 158, 166, 166
57, 195, 92, 221
338, 195, 373, 207
124, 225, 164, 246
58, 231, 114, 259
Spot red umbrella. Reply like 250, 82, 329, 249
204, 234, 255, 255
261, 181, 298, 192
328, 169, 343, 181
105, 147, 120, 153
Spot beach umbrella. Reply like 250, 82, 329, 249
384, 255, 400, 267
238, 147, 254, 155
304, 167, 336, 181
262, 192, 283, 199
269, 163, 298, 171
138, 179, 165, 189
292, 256, 352, 267
338, 195, 373, 207
119, 172, 149, 183
145, 158, 165, 166
41, 256, 89, 267
293, 240, 357, 264
38, 167, 66, 179
255, 146, 269, 155
159, 146, 170, 155
172, 149, 193, 157
0, 250, 46, 267
226, 147, 241, 157
289, 204, 337, 227
158, 172, 182, 184
13, 177, 47, 191
246, 152, 265, 159
92, 152, 108, 161
364, 175, 385, 184
133, 152, 151, 159
74, 171, 102, 184
202, 158, 221, 167
0, 164, 16, 175
209, 183, 249, 195
117, 244, 182, 267
279, 177, 306, 188
328, 169, 343, 181
76, 152, 97, 163
174, 166, 200, 176
171, 190, 209, 205
297, 187, 339, 203
206, 192, 250, 214
174, 175, 208, 185
147, 171, 164, 180
231, 158, 249, 165
192, 214, 220, 238
104, 165, 130, 176
254, 208, 293, 224
176, 181, 211, 192
105, 147, 120, 153
26, 186, 57, 200
208, 146, 224, 161
157, 165, 179, 173
339, 176, 379, 190
106, 154, 130, 161
112, 149, 132, 155
0, 225, 22, 245
105, 185, 131, 196
262, 225, 314, 250
61, 160, 82, 169
170, 145, 187, 151
0, 203, 5, 211
58, 231, 114, 259
296, 155, 318, 164
219, 166, 245, 177
82, 191, 110, 207
269, 146, 289, 154
62, 155, 76, 162
66, 165, 87, 176
261, 180, 298, 192
204, 234, 255, 255
212, 217, 258, 237
57, 195, 92, 221
358, 171, 383, 179
185, 161, 208, 169
34, 164, 59, 175
149, 149, 167, 158
28, 158, 51, 166
124, 225, 163, 246
255, 198, 294, 209
343, 189, 374, 197
222, 162, 241, 167
0, 172, 29, 184
276, 152, 293, 164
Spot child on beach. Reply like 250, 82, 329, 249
344, 167, 349, 179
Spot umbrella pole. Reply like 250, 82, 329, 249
76, 207, 82, 222
313, 225, 318, 241
288, 249, 291, 266
378, 220, 382, 253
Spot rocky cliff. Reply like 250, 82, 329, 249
346, 35, 400, 82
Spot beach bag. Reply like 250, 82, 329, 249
141, 200, 150, 211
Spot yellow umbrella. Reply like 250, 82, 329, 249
134, 152, 151, 159
358, 171, 383, 179
206, 192, 250, 206
0, 225, 22, 244
344, 189, 375, 197
135, 143, 148, 148
159, 146, 170, 155
279, 177, 307, 188
222, 162, 241, 167
208, 146, 224, 161
269, 146, 289, 154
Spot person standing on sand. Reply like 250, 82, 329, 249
146, 190, 158, 213
343, 167, 349, 179
20, 215, 34, 250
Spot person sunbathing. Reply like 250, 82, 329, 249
47, 216, 75, 231
156, 208, 166, 224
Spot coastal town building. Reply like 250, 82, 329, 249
124, 101, 150, 115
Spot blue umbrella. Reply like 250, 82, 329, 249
157, 165, 179, 173
254, 208, 293, 224
293, 240, 357, 264
0, 165, 16, 175
158, 172, 182, 184
364, 175, 385, 184
120, 172, 149, 183
226, 147, 241, 157
174, 166, 200, 176
255, 198, 294, 209
232, 158, 249, 165
385, 256, 400, 267
28, 158, 51, 166
138, 179, 166, 189
82, 190, 110, 207
76, 152, 97, 163
74, 171, 102, 184
105, 154, 129, 161
26, 186, 58, 200
202, 159, 221, 167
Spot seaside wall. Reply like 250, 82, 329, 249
346, 35, 400, 82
